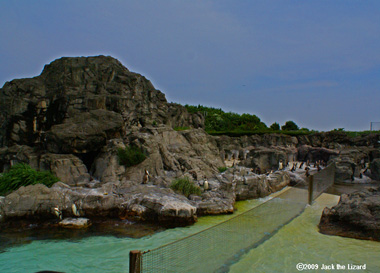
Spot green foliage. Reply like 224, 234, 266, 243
184, 104, 314, 136
332, 130, 380, 138
218, 167, 228, 173
270, 122, 280, 131
185, 104, 267, 132
117, 146, 146, 167
207, 129, 313, 137
174, 126, 190, 131
0, 163, 59, 196
170, 177, 201, 198
281, 121, 299, 131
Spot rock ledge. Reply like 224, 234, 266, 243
319, 187, 380, 241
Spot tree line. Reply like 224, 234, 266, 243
185, 104, 308, 134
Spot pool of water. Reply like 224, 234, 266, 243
0, 196, 267, 273
0, 192, 379, 272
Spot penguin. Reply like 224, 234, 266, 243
305, 166, 310, 177
72, 203, 80, 217
53, 206, 62, 220
278, 160, 283, 170
204, 179, 209, 191
142, 169, 149, 184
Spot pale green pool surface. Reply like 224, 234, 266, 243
1, 192, 379, 273
0, 197, 266, 273
229, 193, 380, 273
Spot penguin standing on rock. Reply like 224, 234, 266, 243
204, 179, 209, 191
72, 203, 80, 217
53, 206, 62, 220
278, 160, 283, 170
142, 169, 150, 184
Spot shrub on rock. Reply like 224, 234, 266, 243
170, 177, 201, 198
0, 163, 59, 195
117, 146, 146, 167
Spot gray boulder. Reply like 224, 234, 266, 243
297, 145, 338, 163
319, 187, 380, 241
0, 145, 40, 171
329, 157, 357, 183
59, 217, 92, 229
39, 153, 90, 186
45, 109, 124, 154
0, 181, 198, 226
123, 185, 197, 226
242, 147, 294, 172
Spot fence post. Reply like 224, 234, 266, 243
129, 250, 142, 273
308, 175, 314, 205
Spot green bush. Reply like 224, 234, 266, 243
117, 146, 146, 167
218, 167, 228, 173
0, 163, 59, 196
281, 121, 299, 131
270, 122, 280, 131
170, 177, 201, 198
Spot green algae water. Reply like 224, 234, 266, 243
1, 193, 379, 273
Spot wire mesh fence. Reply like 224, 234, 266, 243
140, 187, 308, 273
134, 164, 335, 273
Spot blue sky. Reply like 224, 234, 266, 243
1, 0, 379, 131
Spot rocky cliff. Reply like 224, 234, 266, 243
0, 56, 204, 149
0, 56, 208, 182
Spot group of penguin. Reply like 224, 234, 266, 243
53, 203, 80, 220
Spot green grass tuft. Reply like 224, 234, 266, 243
218, 167, 228, 173
170, 177, 202, 198
0, 163, 59, 196
117, 146, 146, 167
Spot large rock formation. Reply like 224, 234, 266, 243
0, 56, 208, 181
0, 167, 291, 226
0, 182, 198, 226
319, 187, 380, 241
214, 132, 380, 183
0, 55, 203, 148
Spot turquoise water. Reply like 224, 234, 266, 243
1, 192, 379, 273
0, 198, 265, 273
